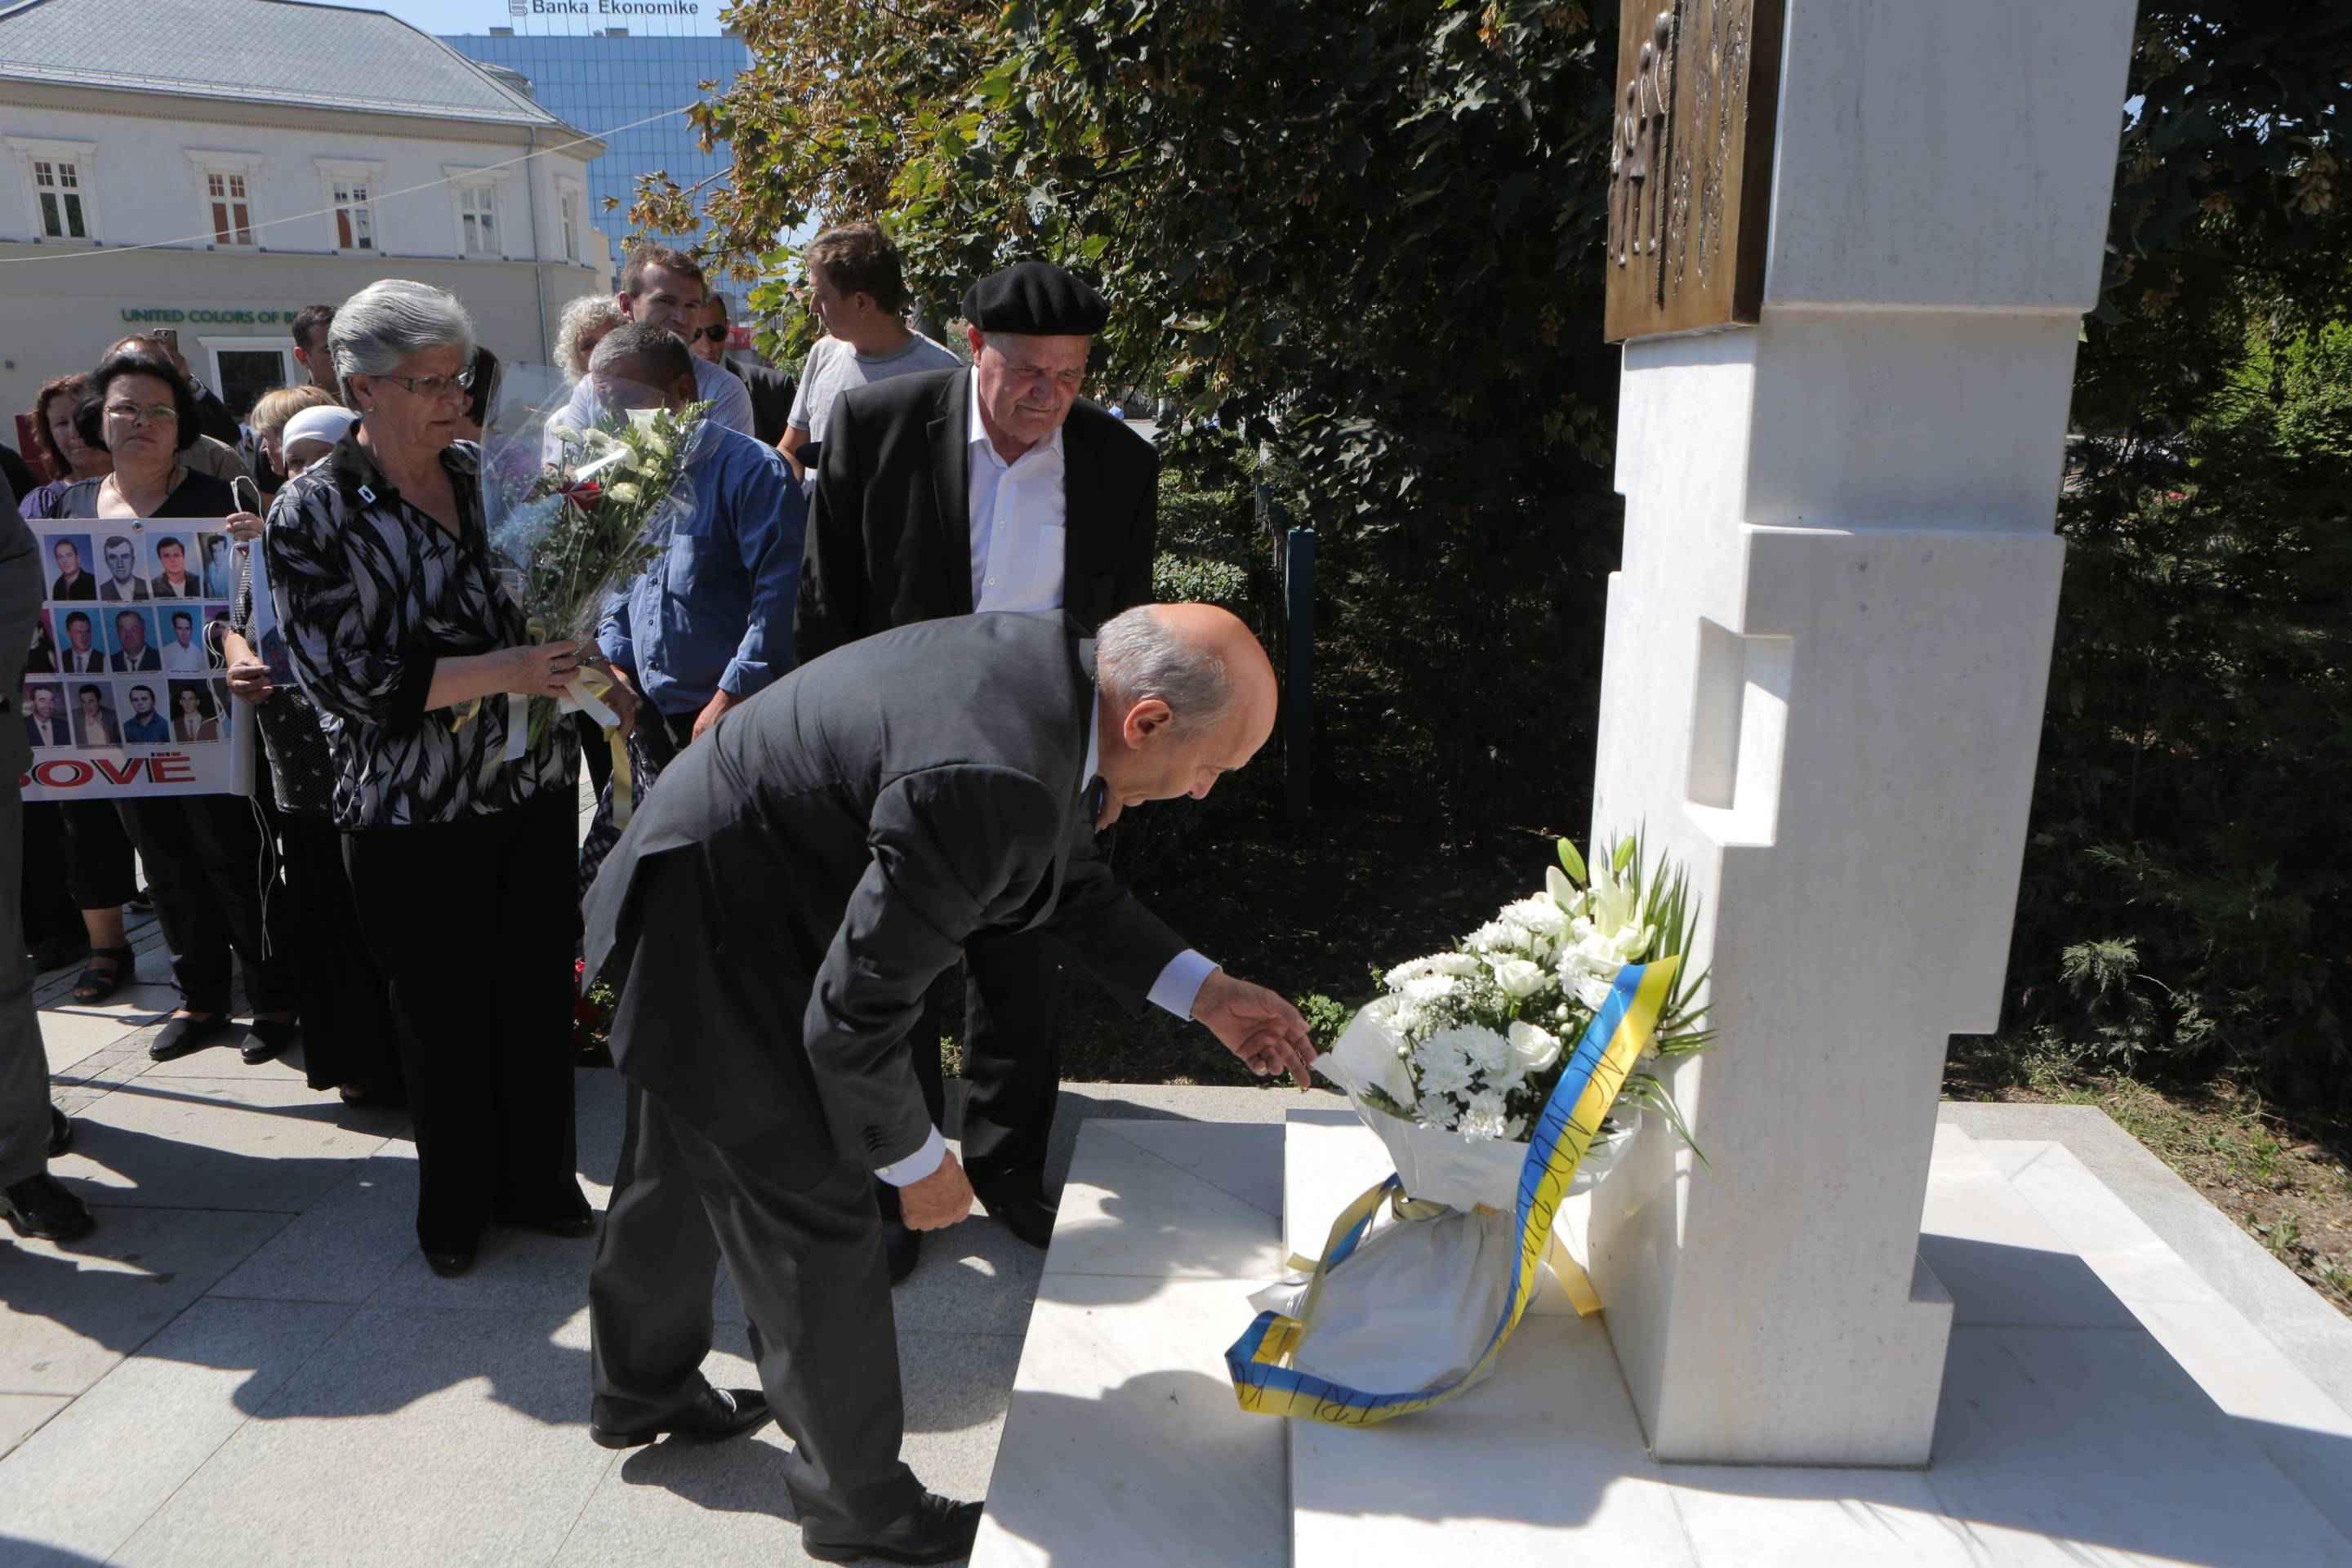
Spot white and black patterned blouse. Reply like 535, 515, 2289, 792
265, 433, 576, 830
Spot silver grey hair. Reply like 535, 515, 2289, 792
555, 293, 626, 379
331, 280, 476, 390
1094, 605, 1233, 737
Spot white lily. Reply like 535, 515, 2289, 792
1546, 864, 1584, 916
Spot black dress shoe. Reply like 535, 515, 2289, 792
495, 1187, 596, 1239
590, 1385, 772, 1450
884, 1218, 920, 1286
805, 1492, 984, 1566
47, 1106, 72, 1159
148, 1013, 236, 1062
239, 1019, 299, 1066
423, 1247, 474, 1277
2, 1174, 94, 1243
974, 1183, 1059, 1250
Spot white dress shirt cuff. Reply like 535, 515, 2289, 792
875, 1125, 947, 1187
1149, 950, 1218, 1021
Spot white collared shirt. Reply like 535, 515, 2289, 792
874, 695, 1219, 1189
966, 372, 1067, 613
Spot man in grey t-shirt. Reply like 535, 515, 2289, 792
780, 222, 962, 480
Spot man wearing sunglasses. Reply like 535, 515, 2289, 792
698, 295, 800, 450
547, 247, 755, 448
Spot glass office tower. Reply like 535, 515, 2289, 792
443, 30, 750, 257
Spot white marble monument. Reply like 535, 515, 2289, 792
1588, 0, 2140, 1463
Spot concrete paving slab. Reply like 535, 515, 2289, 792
37, 1012, 144, 1079
113, 1301, 608, 1568
207, 1150, 423, 1306
0, 1395, 66, 1459
0, 1206, 287, 1396
0, 1297, 354, 1561
49, 1076, 402, 1214
1941, 1102, 2352, 1417
1043, 1122, 1283, 1284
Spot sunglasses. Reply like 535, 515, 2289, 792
694, 326, 729, 343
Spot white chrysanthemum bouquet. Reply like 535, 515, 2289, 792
1316, 835, 1712, 1208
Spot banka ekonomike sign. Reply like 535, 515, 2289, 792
1602, 0, 1787, 342
508, 0, 702, 15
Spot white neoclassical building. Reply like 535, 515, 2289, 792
0, 0, 613, 426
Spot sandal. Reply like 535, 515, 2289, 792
69, 946, 134, 1005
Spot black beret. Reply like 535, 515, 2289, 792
961, 261, 1107, 336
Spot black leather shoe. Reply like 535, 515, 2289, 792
423, 1248, 474, 1278
148, 1013, 236, 1062
804, 1492, 984, 1566
239, 1019, 298, 1066
884, 1218, 920, 1286
496, 1187, 596, 1239
47, 1106, 72, 1159
974, 1183, 1059, 1250
2, 1174, 94, 1243
590, 1385, 772, 1450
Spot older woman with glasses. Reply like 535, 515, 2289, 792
266, 279, 590, 1278
46, 349, 297, 1053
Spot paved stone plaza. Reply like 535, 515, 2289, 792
0, 895, 1321, 1566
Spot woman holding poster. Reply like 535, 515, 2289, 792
51, 347, 296, 1067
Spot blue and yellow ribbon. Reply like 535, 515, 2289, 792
1226, 956, 1678, 1426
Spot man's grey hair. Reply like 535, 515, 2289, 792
589, 321, 694, 385
555, 293, 626, 378
1094, 605, 1233, 737
331, 280, 476, 390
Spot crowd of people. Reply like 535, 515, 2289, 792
0, 225, 1310, 1565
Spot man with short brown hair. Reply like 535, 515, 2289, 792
550, 245, 755, 439
289, 305, 338, 395
778, 221, 960, 480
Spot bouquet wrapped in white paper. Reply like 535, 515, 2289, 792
1312, 835, 1712, 1210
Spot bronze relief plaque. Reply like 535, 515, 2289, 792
1603, 0, 1787, 343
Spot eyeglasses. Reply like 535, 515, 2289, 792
694, 326, 729, 343
372, 367, 478, 400
104, 402, 179, 425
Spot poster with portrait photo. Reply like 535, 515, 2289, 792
104, 605, 162, 673
20, 680, 69, 750
147, 532, 203, 602
199, 533, 237, 601
94, 532, 151, 604
66, 679, 120, 749
167, 679, 226, 745
45, 532, 96, 603
157, 605, 209, 675
24, 520, 247, 800
203, 603, 234, 668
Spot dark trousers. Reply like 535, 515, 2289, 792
281, 815, 399, 1095
116, 795, 294, 1016
878, 928, 1068, 1222
20, 801, 80, 951
590, 1084, 921, 1537
344, 795, 581, 1254
0, 781, 51, 1187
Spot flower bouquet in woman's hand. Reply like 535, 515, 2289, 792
482, 397, 710, 754
1316, 834, 1713, 1209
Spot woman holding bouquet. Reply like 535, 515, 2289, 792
265, 280, 590, 1279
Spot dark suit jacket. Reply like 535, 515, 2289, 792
0, 479, 37, 782
58, 646, 103, 674
795, 368, 1157, 666
582, 612, 1184, 1176
735, 360, 798, 449
110, 647, 159, 673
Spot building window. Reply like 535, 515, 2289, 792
559, 187, 580, 263
333, 179, 375, 251
206, 170, 254, 246
457, 185, 498, 256
33, 158, 87, 239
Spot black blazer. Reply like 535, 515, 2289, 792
582, 612, 1186, 1175
735, 359, 799, 449
795, 368, 1157, 666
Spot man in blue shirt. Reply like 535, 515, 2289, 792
592, 323, 804, 759
121, 684, 170, 744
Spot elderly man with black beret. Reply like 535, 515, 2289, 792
795, 261, 1158, 1278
